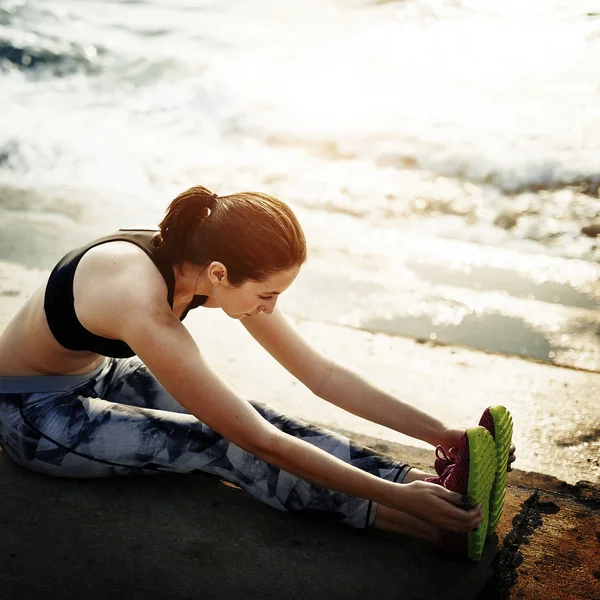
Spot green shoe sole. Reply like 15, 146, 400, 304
466, 426, 496, 561
486, 406, 513, 537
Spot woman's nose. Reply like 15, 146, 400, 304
262, 297, 277, 315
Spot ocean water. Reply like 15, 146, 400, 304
1, 0, 599, 369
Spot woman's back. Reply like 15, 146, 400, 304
0, 242, 155, 377
0, 283, 101, 376
0, 224, 218, 377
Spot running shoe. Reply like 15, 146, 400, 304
478, 405, 513, 537
425, 426, 496, 561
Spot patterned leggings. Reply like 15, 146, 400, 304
0, 357, 410, 529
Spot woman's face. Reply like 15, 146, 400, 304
216, 265, 301, 319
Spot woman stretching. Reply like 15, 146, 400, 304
0, 186, 514, 561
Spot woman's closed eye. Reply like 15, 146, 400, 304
259, 295, 273, 301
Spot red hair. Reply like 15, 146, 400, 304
155, 185, 307, 284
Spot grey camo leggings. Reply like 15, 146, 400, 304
0, 357, 410, 529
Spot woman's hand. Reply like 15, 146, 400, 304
390, 480, 484, 532
439, 427, 517, 472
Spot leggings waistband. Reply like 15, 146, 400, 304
0, 360, 109, 394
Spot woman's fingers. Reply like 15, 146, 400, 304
425, 485, 484, 530
435, 486, 472, 508
508, 442, 517, 472
400, 480, 488, 532
437, 502, 483, 532
430, 484, 476, 510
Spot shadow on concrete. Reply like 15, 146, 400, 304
0, 454, 496, 600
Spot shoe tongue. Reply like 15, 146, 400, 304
445, 436, 470, 495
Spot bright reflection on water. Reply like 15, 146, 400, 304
0, 0, 598, 484
0, 0, 599, 369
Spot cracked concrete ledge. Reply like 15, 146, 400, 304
480, 487, 600, 600
330, 423, 600, 599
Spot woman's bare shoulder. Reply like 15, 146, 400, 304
73, 241, 170, 338
76, 241, 165, 291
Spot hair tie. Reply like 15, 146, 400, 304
209, 192, 218, 209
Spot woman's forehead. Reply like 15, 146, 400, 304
253, 266, 301, 291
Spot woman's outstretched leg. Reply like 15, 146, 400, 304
0, 358, 426, 536
99, 358, 420, 528
113, 360, 438, 534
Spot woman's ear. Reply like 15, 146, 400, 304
207, 261, 228, 285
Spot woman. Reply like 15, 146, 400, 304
0, 185, 514, 560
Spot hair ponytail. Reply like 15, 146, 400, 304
154, 185, 307, 284
154, 186, 218, 267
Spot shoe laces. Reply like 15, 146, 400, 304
434, 445, 457, 478
435, 445, 452, 462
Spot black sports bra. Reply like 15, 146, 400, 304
43, 229, 207, 358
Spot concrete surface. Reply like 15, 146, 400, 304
0, 447, 598, 600
485, 486, 600, 600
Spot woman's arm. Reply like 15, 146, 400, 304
73, 250, 477, 531
244, 308, 516, 467
125, 317, 478, 531
314, 363, 448, 446
242, 307, 448, 446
